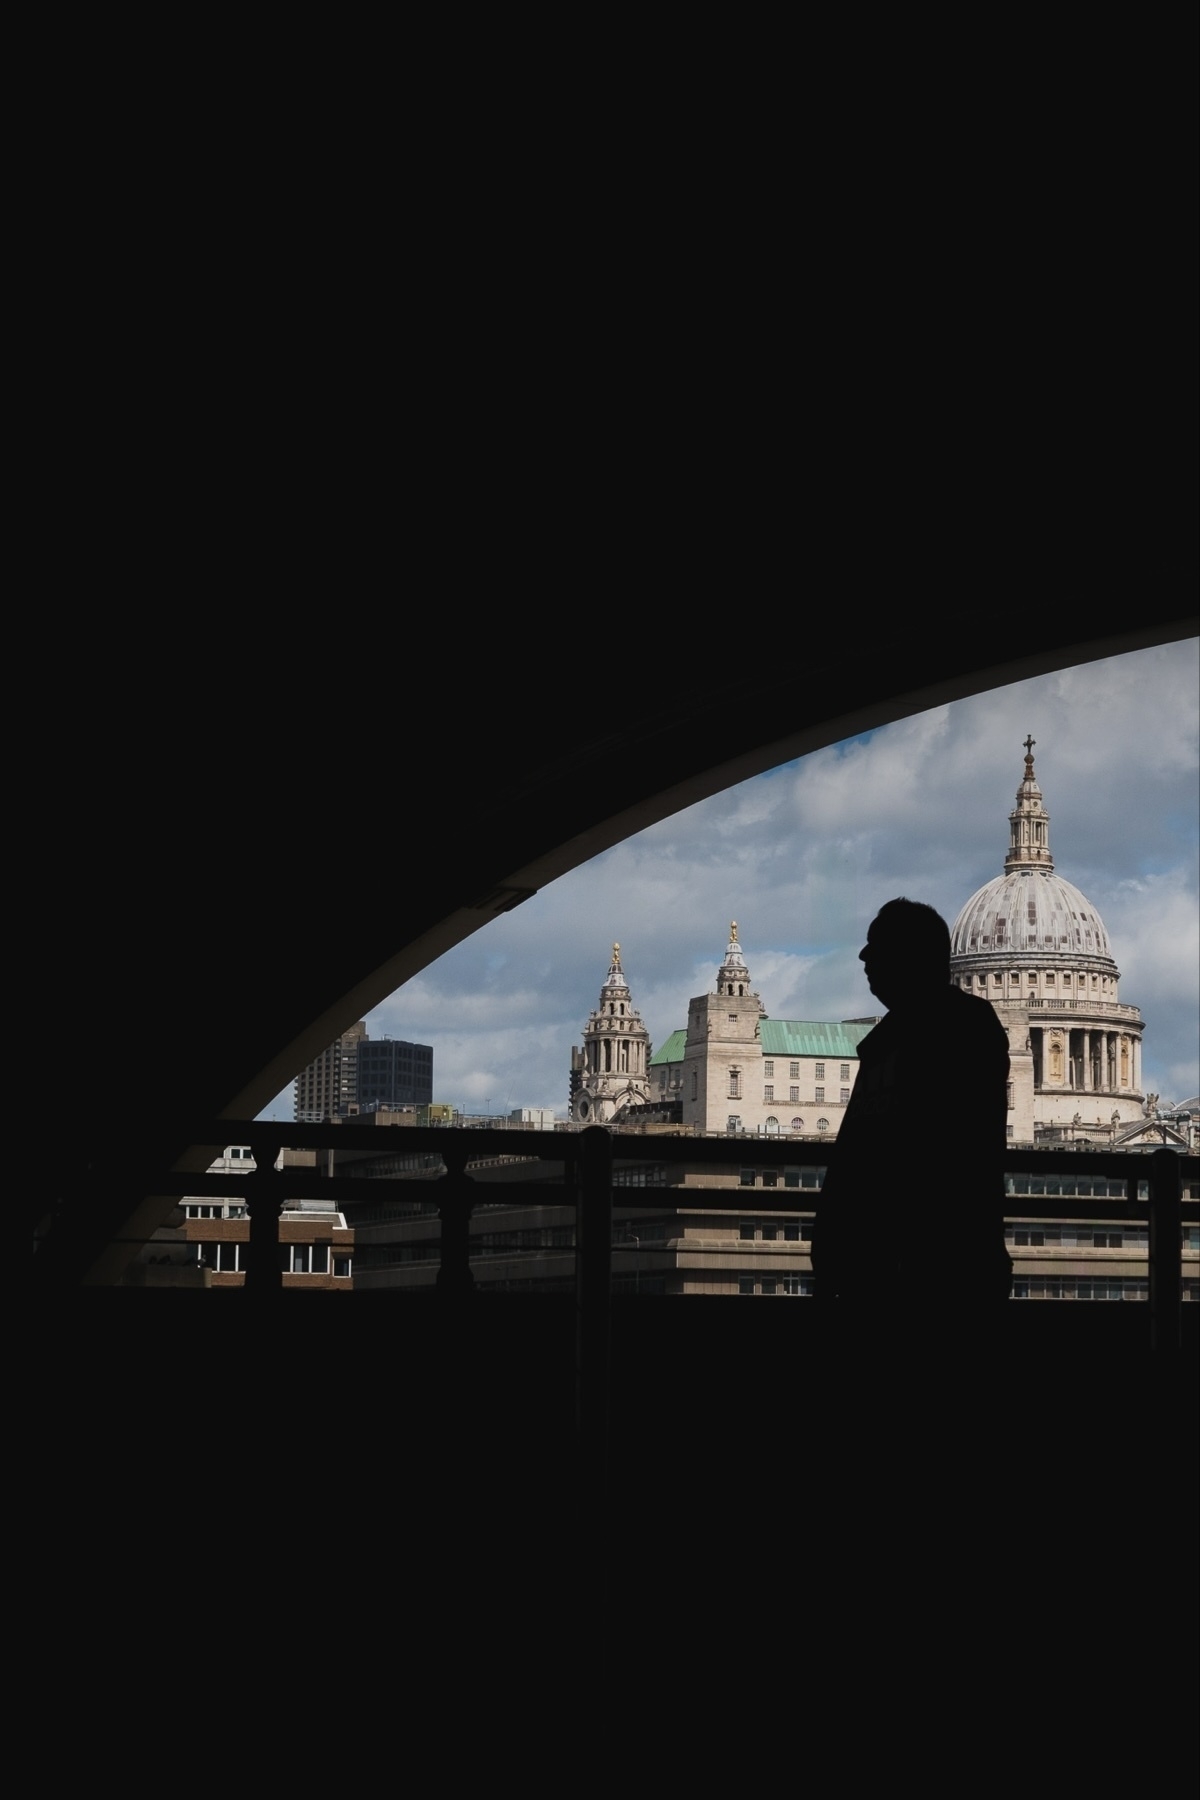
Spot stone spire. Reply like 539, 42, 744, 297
1004, 735, 1055, 875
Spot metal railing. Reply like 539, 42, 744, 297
39, 1123, 1197, 1491
63, 1120, 1196, 1314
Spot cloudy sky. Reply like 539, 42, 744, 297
260, 639, 1199, 1120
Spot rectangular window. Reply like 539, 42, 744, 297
840, 1064, 850, 1081
815, 1087, 824, 1102
761, 1170, 778, 1189
815, 1063, 825, 1080
790, 1085, 799, 1102
739, 1169, 756, 1188
739, 1221, 756, 1239
840, 1087, 850, 1103
790, 1062, 800, 1079
763, 1061, 774, 1078
764, 1085, 774, 1102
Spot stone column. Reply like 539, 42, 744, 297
1081, 1028, 1092, 1091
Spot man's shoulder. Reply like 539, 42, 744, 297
942, 983, 1009, 1042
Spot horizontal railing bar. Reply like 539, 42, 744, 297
165, 1121, 1198, 1173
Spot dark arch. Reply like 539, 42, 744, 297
28, 615, 1196, 1284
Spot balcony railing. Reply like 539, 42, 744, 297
62, 1123, 1195, 1309
42, 1123, 1196, 1491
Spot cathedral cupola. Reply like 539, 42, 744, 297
950, 739, 1144, 1133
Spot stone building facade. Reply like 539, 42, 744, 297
572, 925, 874, 1141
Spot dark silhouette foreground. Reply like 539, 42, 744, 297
813, 897, 1012, 1335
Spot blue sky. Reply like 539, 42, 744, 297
260, 639, 1200, 1119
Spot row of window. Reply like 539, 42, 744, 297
762, 1086, 849, 1103
738, 1276, 812, 1296
762, 1062, 851, 1081
734, 1276, 1173, 1301
729, 1118, 832, 1134
1005, 1175, 1131, 1199
959, 972, 1110, 990
739, 1168, 826, 1189
1007, 1225, 1149, 1248
739, 1219, 813, 1241
197, 1243, 352, 1276
1012, 1278, 1147, 1300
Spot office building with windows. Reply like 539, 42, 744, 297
356, 1036, 433, 1111
295, 1021, 367, 1122
295, 1023, 433, 1120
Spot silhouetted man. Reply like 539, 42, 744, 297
812, 897, 1012, 1329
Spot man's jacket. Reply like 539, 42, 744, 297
813, 984, 1011, 1298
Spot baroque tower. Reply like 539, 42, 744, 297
682, 922, 767, 1134
571, 943, 653, 1123
949, 739, 1146, 1139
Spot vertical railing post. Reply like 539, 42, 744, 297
576, 1125, 612, 1501
1148, 1147, 1182, 1351
244, 1146, 284, 1292
436, 1140, 475, 1295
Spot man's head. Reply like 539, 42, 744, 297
859, 897, 951, 1010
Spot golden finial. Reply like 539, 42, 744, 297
612, 941, 621, 965
730, 921, 738, 941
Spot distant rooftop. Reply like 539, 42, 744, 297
760, 1020, 875, 1058
649, 1021, 875, 1065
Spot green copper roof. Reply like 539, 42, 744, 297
759, 1020, 874, 1058
649, 1021, 873, 1065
